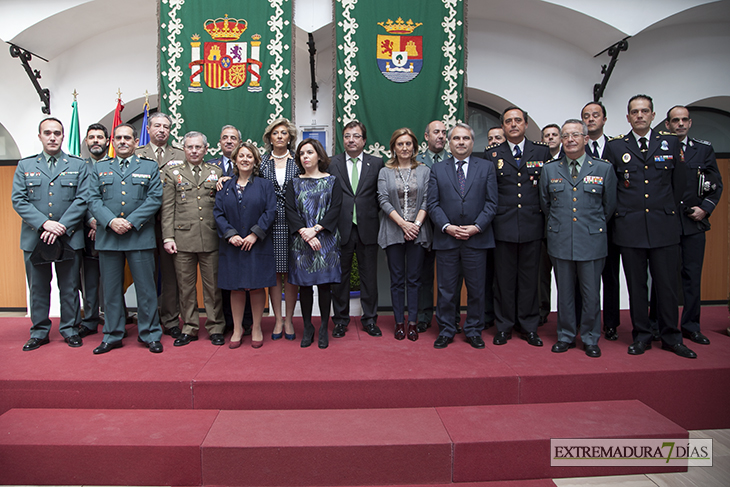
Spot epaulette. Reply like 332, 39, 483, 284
534, 140, 548, 146
691, 137, 711, 146
137, 155, 156, 163
203, 161, 222, 170
658, 131, 677, 137
608, 134, 624, 141
485, 143, 501, 150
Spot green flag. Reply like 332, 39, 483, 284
159, 0, 293, 154
334, 0, 466, 156
68, 99, 81, 156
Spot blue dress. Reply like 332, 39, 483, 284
284, 176, 342, 287
214, 176, 277, 290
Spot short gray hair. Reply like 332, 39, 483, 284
220, 124, 242, 140
183, 131, 208, 146
561, 119, 588, 136
148, 112, 172, 127
448, 122, 475, 141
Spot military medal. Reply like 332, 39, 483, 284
622, 153, 631, 163
497, 159, 504, 169
661, 140, 669, 151
623, 171, 630, 188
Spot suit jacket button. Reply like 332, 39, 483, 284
121, 212, 125, 216
645, 209, 649, 213
121, 201, 126, 206
48, 202, 52, 207
517, 204, 522, 208
573, 217, 577, 222
573, 187, 577, 191
200, 217, 203, 220
121, 181, 126, 185
49, 182, 54, 186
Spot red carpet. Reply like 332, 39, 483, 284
1, 307, 728, 430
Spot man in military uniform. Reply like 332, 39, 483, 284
12, 117, 90, 350
581, 101, 622, 341
662, 105, 722, 345
161, 131, 225, 346
604, 94, 695, 358
75, 123, 109, 338
486, 127, 506, 146
89, 124, 163, 354
542, 124, 563, 161
540, 120, 616, 357
135, 112, 185, 338
483, 106, 551, 347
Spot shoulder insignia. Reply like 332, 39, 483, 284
485, 143, 501, 150
691, 137, 711, 146
534, 140, 548, 146
658, 131, 677, 137
608, 134, 624, 141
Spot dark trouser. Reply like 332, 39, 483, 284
435, 246, 486, 338
602, 233, 622, 329
300, 284, 332, 325
484, 248, 495, 324
79, 252, 101, 330
385, 241, 424, 324
417, 248, 465, 326
621, 245, 681, 346
552, 257, 604, 346
494, 239, 541, 333
332, 224, 378, 326
538, 240, 552, 320
155, 220, 179, 330
679, 232, 705, 333
23, 250, 81, 339
100, 250, 162, 344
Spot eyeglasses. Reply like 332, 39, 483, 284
560, 133, 586, 140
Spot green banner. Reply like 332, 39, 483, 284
334, 0, 466, 156
159, 0, 293, 154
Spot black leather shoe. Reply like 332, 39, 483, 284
163, 326, 182, 339
362, 323, 382, 337
682, 330, 710, 345
416, 322, 430, 333
332, 324, 347, 338
65, 335, 83, 348
147, 341, 163, 353
604, 327, 618, 341
77, 326, 98, 338
23, 337, 49, 351
434, 335, 453, 349
466, 335, 485, 349
93, 341, 123, 354
210, 334, 225, 346
662, 342, 697, 359
628, 340, 651, 355
521, 332, 543, 347
551, 341, 576, 353
584, 344, 601, 358
174, 334, 198, 346
493, 331, 511, 345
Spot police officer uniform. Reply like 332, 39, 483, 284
483, 139, 551, 344
136, 142, 185, 334
88, 154, 163, 348
12, 151, 89, 345
160, 160, 225, 342
604, 130, 687, 351
539, 153, 616, 350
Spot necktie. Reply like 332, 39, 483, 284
570, 160, 578, 179
193, 166, 201, 185
592, 141, 600, 158
156, 146, 163, 163
120, 159, 129, 174
48, 156, 56, 171
223, 158, 230, 175
350, 157, 359, 224
639, 137, 648, 153
514, 145, 522, 162
456, 161, 466, 196
433, 153, 440, 164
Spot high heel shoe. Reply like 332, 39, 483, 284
271, 332, 283, 340
301, 320, 314, 348
251, 339, 263, 349
284, 332, 296, 340
229, 339, 242, 349
318, 320, 329, 349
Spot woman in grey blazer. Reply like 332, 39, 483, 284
377, 128, 432, 341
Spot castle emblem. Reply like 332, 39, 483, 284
376, 17, 423, 83
188, 14, 263, 93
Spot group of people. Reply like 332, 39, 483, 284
12, 92, 722, 359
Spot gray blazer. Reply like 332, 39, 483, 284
377, 164, 432, 249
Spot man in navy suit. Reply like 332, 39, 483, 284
582, 101, 622, 341
604, 94, 695, 358
540, 120, 616, 358
329, 121, 384, 338
483, 107, 551, 347
428, 123, 498, 349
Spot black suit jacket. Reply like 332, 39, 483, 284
678, 137, 723, 236
328, 152, 384, 245
604, 130, 685, 248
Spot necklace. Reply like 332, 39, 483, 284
396, 166, 412, 218
271, 152, 289, 160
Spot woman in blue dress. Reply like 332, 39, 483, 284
215, 142, 277, 349
285, 139, 342, 349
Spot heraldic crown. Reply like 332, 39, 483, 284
204, 14, 248, 41
378, 17, 423, 34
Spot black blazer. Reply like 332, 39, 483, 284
328, 152, 384, 245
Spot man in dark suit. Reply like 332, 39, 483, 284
582, 101, 622, 341
540, 120, 616, 358
135, 112, 185, 338
329, 121, 384, 338
12, 118, 90, 350
663, 105, 723, 345
483, 106, 551, 347
604, 94, 695, 358
89, 124, 164, 354
428, 123, 498, 349
75, 123, 109, 338
204, 124, 253, 334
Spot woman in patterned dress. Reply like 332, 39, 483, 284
377, 128, 431, 341
285, 139, 342, 349
259, 118, 300, 340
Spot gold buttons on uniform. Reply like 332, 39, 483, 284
49, 192, 53, 196
572, 187, 577, 191
517, 183, 521, 187
121, 202, 126, 206
198, 207, 202, 210
573, 217, 577, 221
122, 191, 126, 195
200, 217, 203, 220
645, 180, 649, 184
644, 165, 648, 170
517, 172, 521, 177
645, 209, 649, 213
599, 228, 603, 232
48, 213, 53, 217
645, 194, 649, 198
121, 212, 125, 216
197, 196, 201, 200
48, 202, 52, 207
517, 204, 522, 208
517, 194, 522, 198
121, 181, 126, 185
50, 182, 54, 186
573, 197, 577, 202
573, 208, 577, 212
